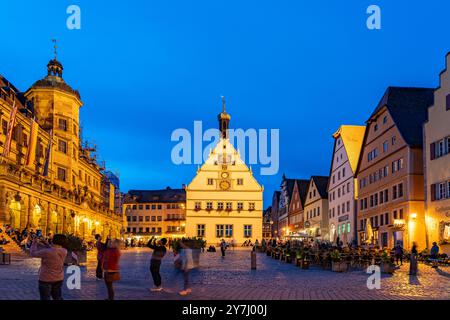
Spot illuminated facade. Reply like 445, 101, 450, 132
123, 188, 186, 241
0, 57, 124, 239
424, 53, 450, 253
185, 101, 263, 245
327, 125, 365, 245
303, 176, 329, 240
356, 87, 434, 250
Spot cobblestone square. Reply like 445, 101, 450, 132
0, 248, 449, 300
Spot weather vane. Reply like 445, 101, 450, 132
52, 39, 58, 60
221, 95, 226, 113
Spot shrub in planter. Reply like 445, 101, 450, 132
380, 250, 395, 274
331, 250, 347, 272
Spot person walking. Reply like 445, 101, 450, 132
430, 242, 440, 268
30, 234, 68, 300
220, 239, 227, 258
147, 236, 167, 291
95, 234, 105, 280
178, 240, 194, 296
394, 242, 403, 266
102, 239, 121, 300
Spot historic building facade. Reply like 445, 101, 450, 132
287, 179, 309, 235
270, 191, 280, 238
0, 57, 124, 239
123, 188, 186, 241
262, 206, 272, 240
185, 102, 263, 245
303, 176, 329, 240
356, 87, 434, 250
424, 53, 450, 254
327, 125, 365, 245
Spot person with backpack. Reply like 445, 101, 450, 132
147, 236, 167, 291
30, 234, 68, 300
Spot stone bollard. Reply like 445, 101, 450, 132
251, 249, 257, 270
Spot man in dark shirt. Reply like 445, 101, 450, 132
147, 236, 167, 291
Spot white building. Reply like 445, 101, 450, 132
327, 125, 365, 245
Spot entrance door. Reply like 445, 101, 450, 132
393, 231, 403, 247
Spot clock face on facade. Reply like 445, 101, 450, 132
221, 172, 229, 179
219, 180, 231, 190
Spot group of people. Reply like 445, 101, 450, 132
93, 235, 195, 299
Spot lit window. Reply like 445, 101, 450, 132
197, 224, 205, 237
244, 225, 252, 238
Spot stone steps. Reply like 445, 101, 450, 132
0, 233, 29, 262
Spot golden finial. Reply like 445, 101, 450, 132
52, 39, 58, 60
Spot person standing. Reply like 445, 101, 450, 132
220, 239, 227, 258
409, 242, 418, 275
394, 242, 404, 266
30, 234, 68, 300
178, 240, 194, 296
102, 239, 121, 300
147, 236, 167, 291
430, 242, 440, 268
95, 234, 105, 280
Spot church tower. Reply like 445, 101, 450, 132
185, 98, 263, 245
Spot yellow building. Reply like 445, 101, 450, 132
424, 53, 450, 254
185, 101, 263, 246
0, 55, 124, 239
123, 188, 186, 242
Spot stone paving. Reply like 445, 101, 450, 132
0, 248, 449, 300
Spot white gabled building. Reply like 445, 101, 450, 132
327, 125, 365, 245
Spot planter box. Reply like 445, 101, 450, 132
380, 262, 395, 274
301, 260, 310, 270
331, 261, 347, 272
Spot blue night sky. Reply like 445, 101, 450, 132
1, 0, 449, 206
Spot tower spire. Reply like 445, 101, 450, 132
52, 39, 58, 60
218, 95, 231, 139
221, 95, 226, 113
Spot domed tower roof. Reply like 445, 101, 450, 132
29, 40, 80, 99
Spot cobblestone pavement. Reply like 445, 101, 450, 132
0, 248, 449, 300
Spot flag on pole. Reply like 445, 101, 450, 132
42, 129, 53, 177
2, 100, 18, 159
25, 117, 39, 167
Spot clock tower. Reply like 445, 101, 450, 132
185, 99, 263, 245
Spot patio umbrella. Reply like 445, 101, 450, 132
366, 219, 373, 244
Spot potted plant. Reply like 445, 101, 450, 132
331, 250, 347, 272
284, 248, 292, 263
380, 250, 395, 274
